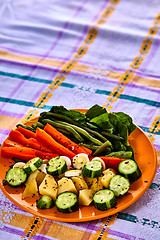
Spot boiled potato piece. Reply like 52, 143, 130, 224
39, 174, 57, 201
101, 168, 117, 188
25, 169, 39, 185
36, 171, 46, 186
85, 177, 98, 188
22, 178, 39, 199
79, 189, 93, 206
71, 176, 88, 191
57, 177, 77, 195
91, 177, 103, 194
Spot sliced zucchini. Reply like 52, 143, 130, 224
72, 153, 89, 170
59, 156, 71, 170
109, 175, 130, 197
36, 195, 54, 209
23, 157, 43, 175
92, 157, 106, 170
93, 189, 117, 211
47, 157, 67, 176
55, 192, 79, 213
5, 167, 27, 187
82, 160, 102, 178
118, 159, 142, 182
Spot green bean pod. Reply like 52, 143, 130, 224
92, 141, 112, 157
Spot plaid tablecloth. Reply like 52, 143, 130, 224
0, 0, 160, 239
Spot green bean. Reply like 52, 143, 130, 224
35, 122, 45, 129
79, 143, 99, 151
55, 120, 103, 146
82, 126, 107, 142
101, 131, 124, 141
92, 141, 112, 157
42, 119, 84, 142
16, 124, 36, 133
106, 151, 132, 159
42, 112, 78, 125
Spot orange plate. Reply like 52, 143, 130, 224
0, 110, 157, 222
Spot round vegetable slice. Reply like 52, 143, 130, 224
23, 157, 43, 175
93, 189, 117, 211
92, 157, 106, 170
55, 192, 79, 213
59, 156, 71, 170
109, 175, 130, 197
118, 159, 142, 182
36, 195, 54, 209
5, 167, 27, 187
47, 157, 67, 176
72, 153, 89, 170
82, 160, 102, 178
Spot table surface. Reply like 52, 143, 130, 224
0, 0, 160, 239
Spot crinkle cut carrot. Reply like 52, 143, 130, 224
44, 123, 92, 156
36, 127, 75, 159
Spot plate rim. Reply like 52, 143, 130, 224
0, 110, 157, 222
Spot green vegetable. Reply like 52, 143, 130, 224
92, 140, 112, 157
93, 189, 117, 211
118, 159, 142, 182
54, 120, 103, 146
5, 167, 27, 187
23, 157, 43, 175
47, 157, 67, 176
36, 195, 54, 209
106, 151, 132, 159
86, 104, 106, 120
55, 192, 79, 213
42, 119, 84, 142
82, 160, 102, 178
109, 175, 130, 197
50, 105, 86, 121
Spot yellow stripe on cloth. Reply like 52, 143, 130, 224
102, 13, 160, 111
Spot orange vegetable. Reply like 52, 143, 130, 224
1, 146, 36, 161
9, 129, 51, 152
17, 126, 36, 139
35, 150, 58, 160
3, 139, 24, 148
44, 123, 92, 156
36, 127, 75, 159
99, 156, 125, 169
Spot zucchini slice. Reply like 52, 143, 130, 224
23, 157, 43, 175
36, 195, 54, 209
109, 175, 130, 197
5, 167, 27, 187
55, 192, 79, 213
47, 157, 67, 176
82, 160, 102, 178
93, 189, 117, 211
118, 159, 142, 182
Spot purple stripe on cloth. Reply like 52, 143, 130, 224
154, 144, 160, 151
0, 199, 27, 213
0, 110, 25, 119
107, 229, 145, 240
0, 129, 11, 135
28, 0, 89, 76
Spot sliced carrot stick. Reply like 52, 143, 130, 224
35, 150, 58, 160
1, 146, 36, 161
99, 156, 125, 169
44, 123, 92, 156
3, 139, 24, 148
17, 125, 36, 139
36, 127, 75, 159
9, 129, 51, 152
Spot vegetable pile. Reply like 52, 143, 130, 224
1, 104, 142, 214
